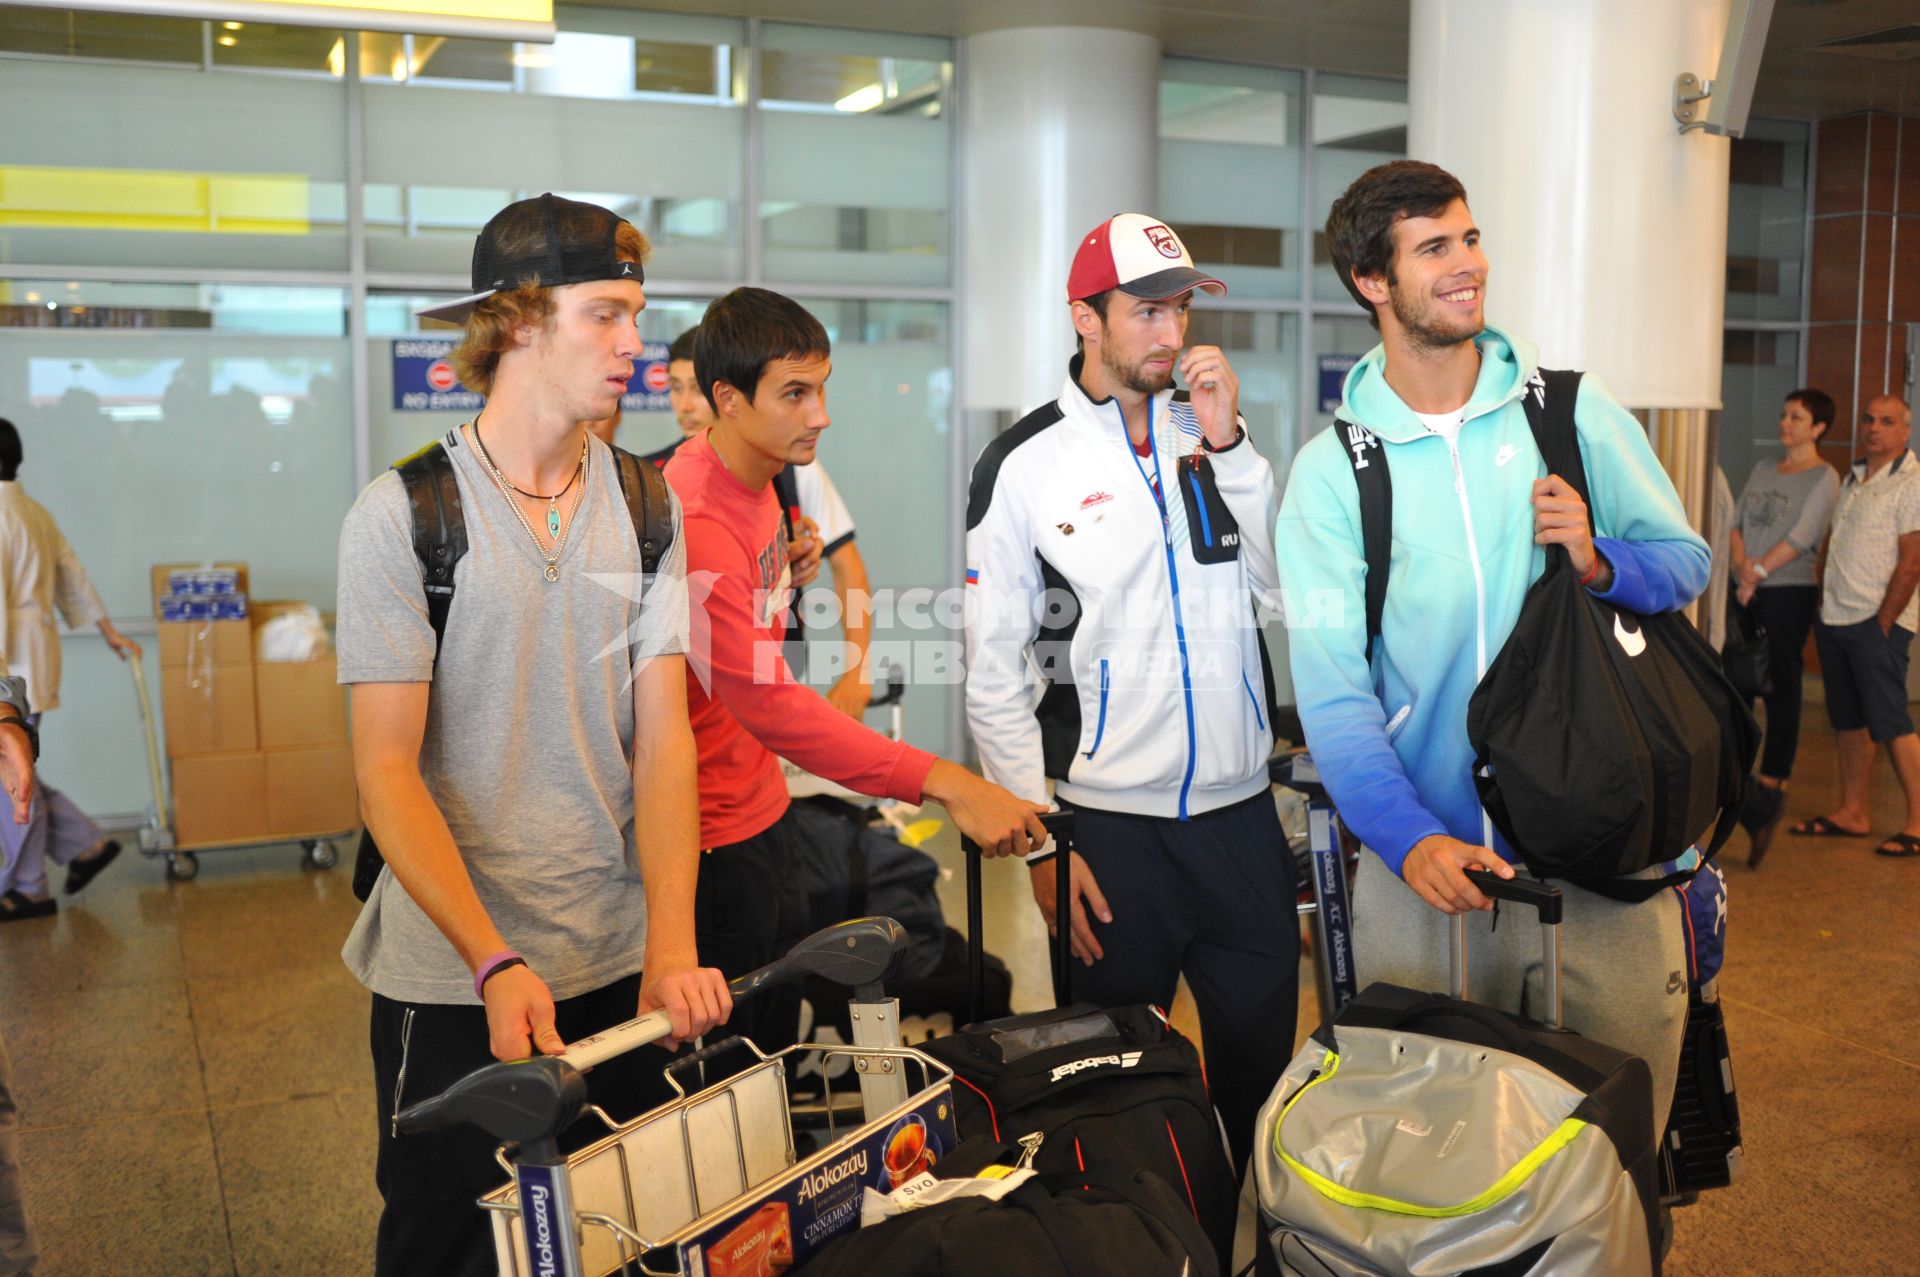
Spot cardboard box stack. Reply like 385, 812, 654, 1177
154, 564, 357, 847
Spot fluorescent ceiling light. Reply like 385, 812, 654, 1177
834, 83, 885, 113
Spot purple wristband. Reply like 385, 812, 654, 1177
474, 949, 525, 999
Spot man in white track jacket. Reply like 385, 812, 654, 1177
963, 213, 1296, 1174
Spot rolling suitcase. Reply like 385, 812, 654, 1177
1253, 871, 1662, 1277
927, 812, 1241, 1273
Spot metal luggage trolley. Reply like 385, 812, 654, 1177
399, 918, 959, 1277
126, 658, 350, 882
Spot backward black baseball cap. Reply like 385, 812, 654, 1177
416, 193, 642, 324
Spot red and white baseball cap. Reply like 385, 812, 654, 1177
1066, 214, 1226, 303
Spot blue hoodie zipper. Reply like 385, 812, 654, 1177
1124, 397, 1197, 820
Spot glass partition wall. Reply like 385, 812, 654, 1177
1159, 64, 1409, 706
0, 9, 961, 810
1720, 119, 1814, 490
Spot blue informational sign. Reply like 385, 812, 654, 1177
620, 340, 672, 413
392, 338, 482, 413
1318, 354, 1360, 415
390, 338, 673, 413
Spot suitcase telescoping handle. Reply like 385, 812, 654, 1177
868, 662, 906, 708
868, 662, 907, 742
962, 810, 1075, 1025
1457, 869, 1564, 1029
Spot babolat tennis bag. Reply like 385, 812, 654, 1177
918, 1003, 1238, 1273
1254, 875, 1661, 1276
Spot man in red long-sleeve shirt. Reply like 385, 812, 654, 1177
665, 287, 1047, 1048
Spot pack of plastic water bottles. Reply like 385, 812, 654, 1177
158, 568, 248, 621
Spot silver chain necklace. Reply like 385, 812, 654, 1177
466, 421, 588, 582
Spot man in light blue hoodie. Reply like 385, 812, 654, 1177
1276, 160, 1709, 1134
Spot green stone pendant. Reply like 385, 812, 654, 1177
547, 501, 561, 540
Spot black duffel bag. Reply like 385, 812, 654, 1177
1720, 599, 1774, 702
1464, 371, 1759, 900
799, 1138, 1217, 1277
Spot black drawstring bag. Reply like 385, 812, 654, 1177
1463, 372, 1759, 901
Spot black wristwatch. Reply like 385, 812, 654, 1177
1200, 424, 1245, 454
0, 714, 38, 760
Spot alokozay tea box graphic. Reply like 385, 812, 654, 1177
684, 1092, 953, 1275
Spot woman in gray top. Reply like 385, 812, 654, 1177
1729, 387, 1841, 864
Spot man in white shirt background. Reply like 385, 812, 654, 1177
1794, 395, 1920, 858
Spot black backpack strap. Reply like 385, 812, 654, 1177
1516, 369, 1591, 538
393, 440, 468, 661
357, 438, 467, 904
1566, 865, 1698, 903
1335, 420, 1392, 663
772, 463, 802, 542
610, 444, 675, 573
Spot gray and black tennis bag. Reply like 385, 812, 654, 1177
1253, 876, 1660, 1276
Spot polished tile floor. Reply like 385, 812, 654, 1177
1, 702, 1916, 1275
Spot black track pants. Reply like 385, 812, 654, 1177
1061, 793, 1300, 1177
369, 974, 678, 1277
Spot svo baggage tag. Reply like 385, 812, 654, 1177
857, 1133, 1043, 1227
1176, 454, 1241, 564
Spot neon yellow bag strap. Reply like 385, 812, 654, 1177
1272, 1050, 1588, 1219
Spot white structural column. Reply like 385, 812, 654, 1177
960, 27, 1161, 419
1407, 0, 1732, 428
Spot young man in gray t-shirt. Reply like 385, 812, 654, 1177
336, 194, 732, 1277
